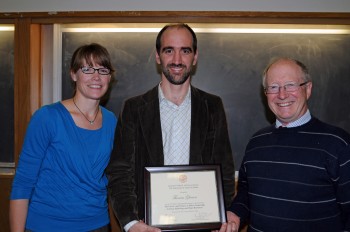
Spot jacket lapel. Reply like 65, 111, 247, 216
138, 86, 209, 165
138, 87, 164, 165
189, 87, 208, 164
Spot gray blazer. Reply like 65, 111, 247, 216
106, 85, 235, 228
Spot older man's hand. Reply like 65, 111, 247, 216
212, 211, 240, 232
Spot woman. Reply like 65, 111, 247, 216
10, 43, 117, 232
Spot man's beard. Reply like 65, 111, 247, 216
162, 63, 192, 85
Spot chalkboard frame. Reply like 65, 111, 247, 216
0, 27, 14, 168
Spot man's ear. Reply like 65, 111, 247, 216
155, 51, 161, 65
306, 82, 312, 100
192, 50, 198, 66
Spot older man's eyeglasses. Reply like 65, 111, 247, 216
80, 67, 111, 75
265, 82, 309, 94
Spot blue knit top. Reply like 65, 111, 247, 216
11, 102, 117, 232
230, 117, 350, 232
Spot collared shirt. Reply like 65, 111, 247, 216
124, 85, 192, 232
275, 109, 311, 128
159, 83, 191, 165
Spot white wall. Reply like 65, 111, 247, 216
1, 0, 350, 13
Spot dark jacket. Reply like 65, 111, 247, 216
106, 85, 235, 228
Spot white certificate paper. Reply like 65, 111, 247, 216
144, 165, 226, 231
151, 170, 219, 224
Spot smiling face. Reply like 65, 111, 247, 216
155, 27, 198, 85
71, 60, 111, 101
69, 43, 114, 101
265, 59, 312, 125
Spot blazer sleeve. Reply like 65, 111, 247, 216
106, 100, 139, 228
213, 98, 236, 208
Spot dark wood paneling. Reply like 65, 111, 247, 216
14, 18, 32, 165
0, 11, 349, 24
0, 176, 13, 232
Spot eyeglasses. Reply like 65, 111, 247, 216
265, 82, 309, 94
80, 67, 110, 75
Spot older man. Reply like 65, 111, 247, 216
229, 58, 350, 231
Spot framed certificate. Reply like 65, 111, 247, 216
144, 165, 226, 231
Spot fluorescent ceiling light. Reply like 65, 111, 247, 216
63, 28, 161, 33
62, 27, 350, 34
0, 26, 14, 31
194, 28, 350, 34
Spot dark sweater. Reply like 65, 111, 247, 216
230, 117, 350, 232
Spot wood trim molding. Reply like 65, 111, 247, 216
14, 18, 31, 165
1, 11, 350, 24
13, 20, 41, 165
30, 24, 42, 113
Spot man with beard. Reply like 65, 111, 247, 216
106, 23, 237, 232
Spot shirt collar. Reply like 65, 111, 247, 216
158, 82, 191, 105
158, 83, 166, 102
275, 110, 311, 128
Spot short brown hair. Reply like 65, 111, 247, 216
70, 43, 115, 74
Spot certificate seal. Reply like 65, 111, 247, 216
179, 174, 187, 183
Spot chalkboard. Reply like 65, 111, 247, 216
0, 31, 14, 164
61, 31, 350, 170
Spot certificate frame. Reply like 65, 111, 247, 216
144, 165, 226, 231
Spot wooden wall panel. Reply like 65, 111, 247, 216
0, 176, 13, 232
30, 24, 42, 113
14, 17, 31, 165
